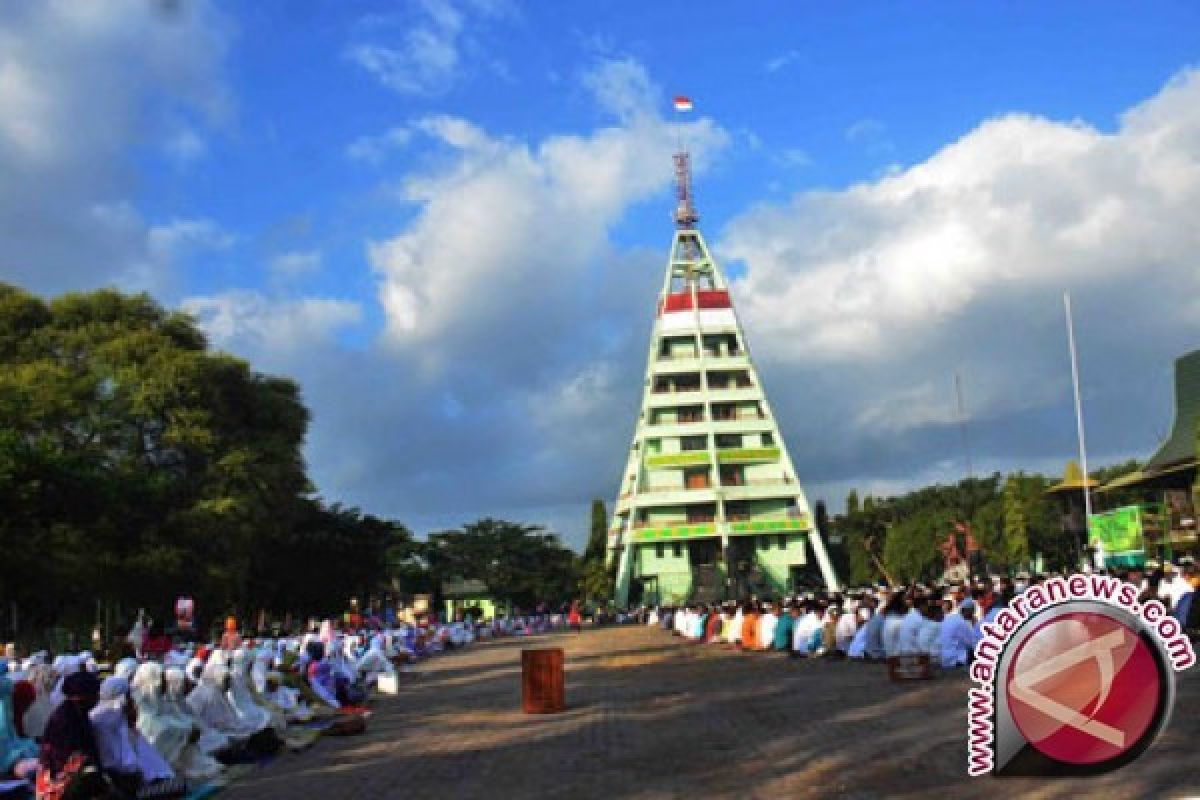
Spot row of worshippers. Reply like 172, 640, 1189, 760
648, 558, 1200, 669
654, 589, 986, 668
0, 610, 538, 799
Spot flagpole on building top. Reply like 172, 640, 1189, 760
1064, 292, 1093, 563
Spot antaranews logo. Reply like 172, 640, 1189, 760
967, 574, 1195, 777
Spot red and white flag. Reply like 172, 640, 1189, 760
673, 96, 693, 113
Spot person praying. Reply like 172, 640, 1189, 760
36, 672, 105, 800
0, 663, 37, 778
757, 603, 778, 652
88, 676, 177, 796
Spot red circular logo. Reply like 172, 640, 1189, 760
1005, 611, 1162, 765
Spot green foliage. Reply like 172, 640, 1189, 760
831, 469, 1092, 583
425, 519, 580, 609
584, 498, 607, 563
579, 498, 614, 606
0, 283, 408, 641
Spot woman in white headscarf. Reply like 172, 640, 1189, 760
48, 654, 83, 710
249, 650, 311, 723
162, 667, 226, 755
89, 676, 175, 792
19, 663, 57, 739
132, 663, 222, 782
226, 649, 284, 734
355, 635, 394, 683
113, 658, 139, 683
186, 661, 261, 738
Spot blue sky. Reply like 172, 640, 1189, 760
3, 1, 1200, 549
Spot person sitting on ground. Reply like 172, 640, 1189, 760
757, 603, 779, 652
36, 672, 107, 800
704, 605, 723, 643
916, 599, 943, 660
740, 602, 760, 651
227, 649, 285, 734
835, 599, 858, 653
186, 659, 275, 751
863, 592, 888, 660
691, 606, 709, 642
0, 662, 37, 779
897, 594, 927, 656
820, 606, 841, 657
939, 598, 979, 668
847, 598, 873, 660
163, 666, 239, 767
132, 663, 222, 783
88, 676, 178, 797
791, 600, 819, 656
881, 591, 910, 658
773, 601, 796, 651
729, 604, 744, 647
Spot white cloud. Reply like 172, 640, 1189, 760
346, 0, 465, 96
778, 148, 812, 169
764, 49, 802, 74
724, 70, 1200, 366
346, 126, 413, 163
269, 249, 323, 279
579, 56, 658, 122
147, 218, 234, 259
164, 126, 207, 164
717, 67, 1200, 501
845, 117, 894, 158
0, 0, 231, 295
366, 58, 729, 369
185, 291, 363, 354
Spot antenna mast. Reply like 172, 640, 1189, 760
673, 150, 698, 229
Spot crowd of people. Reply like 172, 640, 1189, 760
646, 558, 1200, 668
0, 609, 579, 799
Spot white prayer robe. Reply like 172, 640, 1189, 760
90, 677, 175, 783
186, 663, 262, 737
132, 663, 222, 782
757, 614, 778, 651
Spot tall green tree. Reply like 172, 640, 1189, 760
0, 283, 409, 643
425, 519, 580, 610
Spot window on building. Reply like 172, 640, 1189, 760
672, 542, 682, 558
777, 534, 787, 549
681, 435, 707, 451
715, 433, 742, 449
655, 543, 664, 559
762, 433, 775, 447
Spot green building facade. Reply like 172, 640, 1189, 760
607, 152, 839, 607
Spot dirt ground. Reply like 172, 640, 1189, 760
221, 625, 1198, 800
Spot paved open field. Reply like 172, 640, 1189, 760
222, 625, 1198, 800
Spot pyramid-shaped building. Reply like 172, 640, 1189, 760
608, 152, 839, 607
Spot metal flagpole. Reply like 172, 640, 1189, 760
1064, 292, 1093, 567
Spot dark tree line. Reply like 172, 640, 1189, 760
0, 284, 412, 642
832, 461, 1144, 585
0, 283, 611, 647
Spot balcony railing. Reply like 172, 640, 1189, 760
639, 482, 713, 493
648, 416, 706, 426
716, 446, 781, 464
718, 478, 794, 489
644, 451, 710, 468
711, 412, 766, 421
651, 385, 702, 394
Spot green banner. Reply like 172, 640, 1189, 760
1088, 505, 1144, 560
